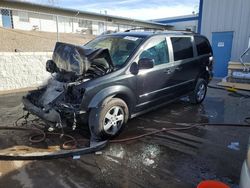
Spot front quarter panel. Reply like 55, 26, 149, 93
88, 85, 135, 108
79, 67, 137, 113
83, 84, 136, 115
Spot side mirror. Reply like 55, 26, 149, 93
130, 62, 139, 75
138, 58, 154, 69
46, 60, 58, 73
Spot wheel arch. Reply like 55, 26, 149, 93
88, 85, 136, 115
196, 69, 210, 83
113, 93, 134, 115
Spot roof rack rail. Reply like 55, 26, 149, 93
124, 27, 165, 32
124, 28, 197, 34
167, 29, 196, 34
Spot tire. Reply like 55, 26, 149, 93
88, 98, 129, 140
189, 78, 207, 104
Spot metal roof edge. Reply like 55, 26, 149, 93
0, 0, 168, 28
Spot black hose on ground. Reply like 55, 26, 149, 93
110, 122, 250, 143
40, 121, 250, 148
0, 125, 107, 160
0, 120, 249, 160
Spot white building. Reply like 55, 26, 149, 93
0, 0, 168, 35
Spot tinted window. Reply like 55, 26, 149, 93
171, 37, 193, 61
139, 37, 169, 65
194, 36, 211, 56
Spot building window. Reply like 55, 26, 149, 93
98, 22, 104, 33
78, 19, 92, 28
1, 9, 10, 16
18, 11, 29, 22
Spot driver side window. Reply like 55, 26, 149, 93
139, 37, 169, 65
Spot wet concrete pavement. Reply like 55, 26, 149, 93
0, 82, 250, 188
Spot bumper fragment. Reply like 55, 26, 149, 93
22, 97, 61, 123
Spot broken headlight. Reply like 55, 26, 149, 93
46, 60, 58, 73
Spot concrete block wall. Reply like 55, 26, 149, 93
0, 52, 52, 91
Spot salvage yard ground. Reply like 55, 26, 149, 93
0, 80, 250, 188
0, 27, 94, 52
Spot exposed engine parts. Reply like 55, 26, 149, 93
47, 42, 114, 80
23, 42, 114, 134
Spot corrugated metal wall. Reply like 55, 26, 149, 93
201, 0, 250, 61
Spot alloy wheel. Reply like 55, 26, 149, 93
103, 106, 124, 135
197, 83, 206, 102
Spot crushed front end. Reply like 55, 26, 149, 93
23, 42, 113, 131
23, 78, 85, 130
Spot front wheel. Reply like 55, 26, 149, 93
88, 98, 129, 140
189, 78, 207, 104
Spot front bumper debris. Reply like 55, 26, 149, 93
23, 97, 61, 123
0, 126, 108, 161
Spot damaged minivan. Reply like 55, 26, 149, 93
23, 31, 213, 141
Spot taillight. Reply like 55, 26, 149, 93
209, 56, 214, 65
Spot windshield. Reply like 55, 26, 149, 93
85, 35, 143, 67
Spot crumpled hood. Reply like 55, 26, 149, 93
52, 42, 114, 75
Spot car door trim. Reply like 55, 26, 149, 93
139, 78, 195, 98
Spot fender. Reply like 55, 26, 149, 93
196, 68, 211, 83
88, 85, 136, 110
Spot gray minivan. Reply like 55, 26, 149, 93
23, 31, 214, 141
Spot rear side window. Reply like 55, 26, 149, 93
194, 36, 211, 56
171, 37, 193, 61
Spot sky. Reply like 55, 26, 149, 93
23, 0, 200, 20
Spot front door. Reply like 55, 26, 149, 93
212, 31, 233, 77
135, 36, 175, 110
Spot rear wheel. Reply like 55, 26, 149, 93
189, 78, 207, 104
88, 98, 129, 140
